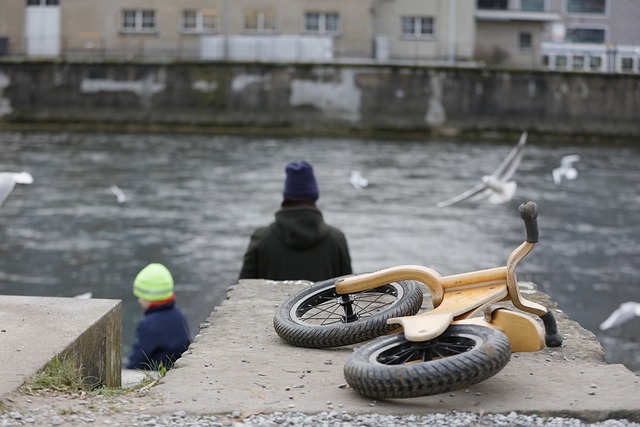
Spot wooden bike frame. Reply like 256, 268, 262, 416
335, 203, 556, 353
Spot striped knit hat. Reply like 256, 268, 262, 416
133, 263, 174, 302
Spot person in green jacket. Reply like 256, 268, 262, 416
239, 160, 352, 282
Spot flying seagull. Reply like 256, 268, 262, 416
350, 170, 369, 190
552, 154, 580, 185
437, 131, 528, 208
110, 184, 128, 203
0, 171, 34, 208
599, 301, 640, 331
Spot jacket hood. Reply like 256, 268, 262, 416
271, 207, 330, 249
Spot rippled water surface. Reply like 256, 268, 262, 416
1, 131, 638, 371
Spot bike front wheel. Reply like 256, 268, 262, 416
273, 278, 423, 348
344, 324, 511, 399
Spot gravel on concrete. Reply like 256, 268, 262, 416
2, 402, 640, 427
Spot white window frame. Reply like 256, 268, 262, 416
304, 12, 340, 35
122, 9, 156, 34
182, 9, 217, 34
401, 16, 435, 39
244, 9, 277, 33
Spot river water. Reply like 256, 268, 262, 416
0, 131, 638, 372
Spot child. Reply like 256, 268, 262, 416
126, 263, 191, 371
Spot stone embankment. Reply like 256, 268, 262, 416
0, 62, 639, 140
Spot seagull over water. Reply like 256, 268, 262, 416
0, 171, 34, 208
350, 170, 369, 190
437, 131, 528, 208
599, 301, 640, 331
552, 154, 580, 185
110, 184, 128, 203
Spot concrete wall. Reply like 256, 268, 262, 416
0, 296, 122, 395
60, 300, 122, 388
0, 61, 638, 139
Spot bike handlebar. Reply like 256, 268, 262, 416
518, 201, 539, 243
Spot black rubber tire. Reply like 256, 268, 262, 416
273, 277, 423, 348
344, 324, 511, 399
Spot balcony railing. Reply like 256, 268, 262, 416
476, 0, 559, 21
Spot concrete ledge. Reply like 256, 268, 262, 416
149, 280, 639, 422
0, 295, 122, 395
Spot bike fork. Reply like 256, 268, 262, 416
339, 294, 359, 323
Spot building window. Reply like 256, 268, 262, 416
244, 10, 277, 32
589, 56, 602, 70
26, 0, 58, 5
519, 32, 532, 49
620, 57, 634, 72
477, 0, 508, 10
122, 10, 156, 33
305, 12, 340, 34
182, 10, 217, 33
521, 0, 545, 11
555, 55, 568, 69
572, 55, 585, 69
542, 55, 550, 67
566, 27, 605, 43
566, 0, 606, 14
401, 16, 434, 38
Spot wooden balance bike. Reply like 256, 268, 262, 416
274, 201, 563, 399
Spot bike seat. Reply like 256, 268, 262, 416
387, 312, 454, 341
387, 283, 508, 342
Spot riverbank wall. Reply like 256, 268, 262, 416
0, 61, 638, 141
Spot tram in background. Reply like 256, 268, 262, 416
541, 42, 640, 74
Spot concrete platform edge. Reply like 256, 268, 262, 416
0, 295, 122, 395
146, 280, 640, 423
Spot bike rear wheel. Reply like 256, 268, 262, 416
344, 324, 511, 399
273, 277, 423, 348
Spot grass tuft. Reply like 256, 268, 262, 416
22, 355, 91, 393
20, 354, 170, 400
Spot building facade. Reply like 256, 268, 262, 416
0, 0, 476, 64
475, 0, 560, 68
0, 0, 638, 71
372, 0, 476, 64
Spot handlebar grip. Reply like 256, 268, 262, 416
518, 201, 539, 243
541, 311, 563, 347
